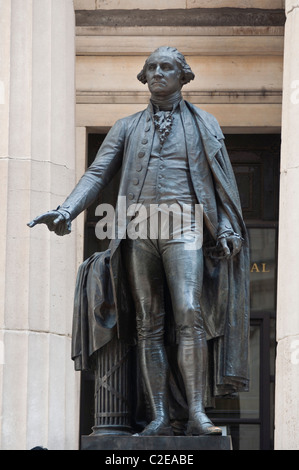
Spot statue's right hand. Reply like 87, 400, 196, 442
27, 210, 71, 236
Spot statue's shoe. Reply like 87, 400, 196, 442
133, 420, 174, 436
186, 414, 222, 436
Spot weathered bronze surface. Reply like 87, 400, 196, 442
28, 47, 249, 438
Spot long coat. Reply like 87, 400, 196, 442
70, 100, 250, 399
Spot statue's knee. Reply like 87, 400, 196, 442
177, 324, 202, 339
175, 306, 205, 340
176, 304, 202, 325
136, 321, 164, 342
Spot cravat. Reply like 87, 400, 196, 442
153, 110, 174, 145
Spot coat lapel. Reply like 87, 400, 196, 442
180, 101, 221, 238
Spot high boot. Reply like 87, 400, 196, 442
178, 333, 222, 436
135, 340, 173, 436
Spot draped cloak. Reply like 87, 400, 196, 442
70, 100, 250, 407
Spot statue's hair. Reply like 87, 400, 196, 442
137, 46, 195, 86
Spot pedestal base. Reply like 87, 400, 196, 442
81, 434, 232, 451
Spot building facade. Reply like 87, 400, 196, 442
0, 0, 298, 450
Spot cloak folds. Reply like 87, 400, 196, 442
71, 250, 116, 372
71, 101, 250, 402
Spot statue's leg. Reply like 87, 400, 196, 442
162, 242, 222, 436
136, 339, 172, 436
178, 334, 222, 435
123, 239, 173, 436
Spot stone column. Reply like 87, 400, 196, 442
275, 0, 299, 450
0, 0, 80, 450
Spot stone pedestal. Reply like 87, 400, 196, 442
81, 435, 232, 451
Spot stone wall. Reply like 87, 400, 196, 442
275, 0, 299, 450
74, 4, 284, 133
74, 0, 285, 10
0, 0, 80, 450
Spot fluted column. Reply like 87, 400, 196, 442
275, 0, 299, 450
0, 0, 80, 450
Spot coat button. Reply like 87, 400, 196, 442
133, 178, 139, 185
138, 151, 145, 158
136, 163, 142, 172
142, 138, 148, 144
145, 126, 150, 132
128, 193, 135, 200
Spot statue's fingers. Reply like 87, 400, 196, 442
233, 240, 242, 256
53, 214, 65, 225
227, 236, 241, 256
219, 238, 231, 258
27, 220, 37, 228
54, 220, 71, 236
27, 214, 49, 227
55, 222, 65, 236
47, 221, 56, 231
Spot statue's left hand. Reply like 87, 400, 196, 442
218, 234, 242, 258
27, 210, 71, 236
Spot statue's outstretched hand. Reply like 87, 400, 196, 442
27, 209, 71, 236
218, 234, 243, 259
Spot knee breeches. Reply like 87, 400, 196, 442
123, 236, 205, 343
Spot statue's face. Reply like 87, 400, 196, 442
145, 50, 182, 97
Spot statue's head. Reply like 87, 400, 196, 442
137, 46, 195, 96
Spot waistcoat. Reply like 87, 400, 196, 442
139, 105, 198, 211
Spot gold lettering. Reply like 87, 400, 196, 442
250, 263, 260, 273
262, 263, 270, 273
250, 262, 271, 273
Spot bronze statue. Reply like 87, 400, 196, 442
28, 47, 249, 437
